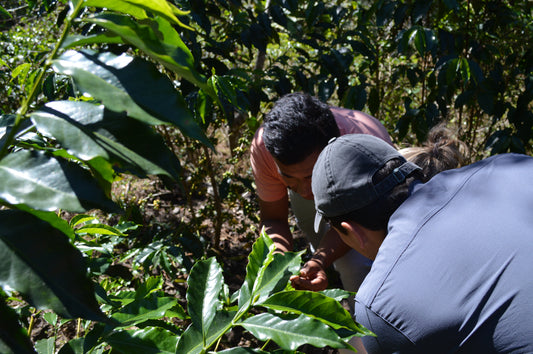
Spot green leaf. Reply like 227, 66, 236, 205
62, 33, 124, 49
84, 0, 191, 28
459, 57, 471, 85
69, 214, 98, 227
0, 150, 119, 213
240, 313, 352, 351
238, 231, 276, 309
217, 349, 267, 353
31, 100, 182, 179
83, 14, 204, 88
253, 251, 302, 304
56, 337, 84, 354
0, 6, 12, 19
261, 290, 368, 334
176, 310, 235, 354
414, 28, 426, 57
76, 224, 126, 237
320, 288, 354, 302
83, 0, 148, 20
11, 63, 31, 80
135, 276, 164, 300
0, 210, 107, 321
35, 337, 55, 354
13, 205, 76, 241
52, 50, 210, 147
0, 297, 36, 354
105, 327, 179, 354
186, 257, 224, 339
111, 294, 177, 326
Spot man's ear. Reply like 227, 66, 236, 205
340, 221, 367, 249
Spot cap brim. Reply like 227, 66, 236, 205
314, 211, 324, 233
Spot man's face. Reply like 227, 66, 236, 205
274, 150, 321, 200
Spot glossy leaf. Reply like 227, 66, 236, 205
0, 150, 119, 213
175, 310, 235, 354
253, 251, 302, 305
111, 294, 177, 326
320, 288, 354, 302
52, 50, 210, 147
0, 210, 107, 321
217, 349, 267, 354
62, 33, 124, 49
13, 205, 76, 241
105, 327, 179, 354
240, 313, 352, 351
261, 290, 368, 334
186, 257, 224, 339
83, 0, 190, 28
238, 231, 275, 309
83, 0, 148, 20
0, 297, 36, 354
0, 114, 32, 150
34, 338, 55, 354
84, 14, 205, 88
31, 100, 182, 179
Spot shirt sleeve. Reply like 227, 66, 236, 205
355, 300, 417, 354
250, 126, 288, 202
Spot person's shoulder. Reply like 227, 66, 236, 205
329, 106, 374, 121
329, 107, 392, 143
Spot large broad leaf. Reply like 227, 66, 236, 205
52, 50, 210, 147
111, 293, 177, 327
237, 231, 275, 309
0, 297, 36, 354
0, 210, 107, 321
0, 149, 119, 213
83, 0, 190, 28
84, 14, 204, 89
105, 327, 179, 354
175, 310, 235, 354
62, 33, 124, 49
13, 204, 76, 241
31, 100, 181, 180
253, 251, 302, 305
240, 313, 352, 351
186, 257, 224, 340
0, 114, 33, 150
261, 290, 370, 334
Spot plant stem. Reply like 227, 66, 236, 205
0, 0, 85, 160
261, 339, 272, 350
27, 308, 39, 336
76, 318, 82, 338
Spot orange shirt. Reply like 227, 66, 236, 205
251, 107, 392, 202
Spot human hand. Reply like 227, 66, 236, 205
289, 258, 328, 291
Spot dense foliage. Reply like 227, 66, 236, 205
0, 0, 531, 352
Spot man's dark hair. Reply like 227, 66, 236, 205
327, 158, 422, 232
263, 92, 340, 165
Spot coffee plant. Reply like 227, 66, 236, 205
0, 0, 531, 352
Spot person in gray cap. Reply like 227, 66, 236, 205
292, 133, 533, 353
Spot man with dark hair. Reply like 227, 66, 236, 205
300, 133, 533, 353
251, 92, 392, 299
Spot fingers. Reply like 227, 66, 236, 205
289, 274, 328, 291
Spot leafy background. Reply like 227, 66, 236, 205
0, 0, 531, 353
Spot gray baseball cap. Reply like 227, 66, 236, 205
312, 134, 421, 232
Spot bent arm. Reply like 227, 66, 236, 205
259, 195, 293, 252
290, 227, 351, 291
311, 227, 351, 268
